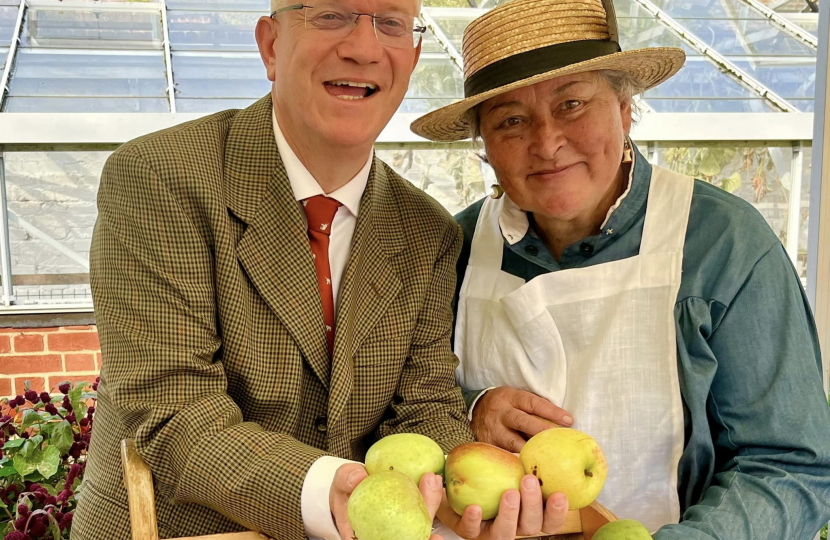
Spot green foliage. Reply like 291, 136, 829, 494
0, 379, 98, 540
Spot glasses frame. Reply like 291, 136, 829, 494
270, 3, 427, 49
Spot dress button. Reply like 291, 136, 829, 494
579, 242, 594, 255
314, 415, 328, 432
524, 245, 538, 256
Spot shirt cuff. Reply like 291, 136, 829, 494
301, 455, 358, 540
467, 387, 497, 422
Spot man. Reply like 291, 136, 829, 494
72, 1, 566, 539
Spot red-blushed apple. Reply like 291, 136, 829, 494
444, 442, 525, 520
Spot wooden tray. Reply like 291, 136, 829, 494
122, 439, 616, 540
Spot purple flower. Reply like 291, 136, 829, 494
17, 504, 29, 515
73, 433, 80, 442
44, 496, 57, 507
65, 412, 76, 424
69, 444, 81, 460
58, 383, 70, 395
38, 392, 51, 404
4, 532, 26, 540
28, 519, 46, 538
23, 391, 38, 404
44, 404, 58, 416
19, 432, 29, 440
58, 512, 73, 530
13, 516, 26, 531
87, 406, 95, 415
28, 484, 41, 492
7, 399, 17, 409
61, 397, 72, 411
79, 418, 89, 427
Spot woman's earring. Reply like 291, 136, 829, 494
622, 139, 634, 164
490, 184, 504, 199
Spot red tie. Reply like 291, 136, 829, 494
303, 195, 342, 357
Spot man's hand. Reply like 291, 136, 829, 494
436, 474, 569, 539
330, 463, 446, 540
471, 387, 573, 452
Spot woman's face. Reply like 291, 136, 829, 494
479, 72, 632, 222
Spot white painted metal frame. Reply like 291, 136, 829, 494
805, 0, 830, 397
0, 155, 13, 307
159, 0, 177, 113
0, 0, 25, 111
738, 0, 818, 48
632, 0, 799, 112
420, 8, 463, 73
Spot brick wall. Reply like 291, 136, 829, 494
0, 325, 100, 398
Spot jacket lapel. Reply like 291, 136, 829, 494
227, 96, 331, 389
327, 160, 404, 435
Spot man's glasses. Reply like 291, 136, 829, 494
271, 2, 427, 49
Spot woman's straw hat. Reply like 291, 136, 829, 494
410, 0, 686, 142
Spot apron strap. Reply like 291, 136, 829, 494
469, 195, 508, 269
640, 166, 696, 256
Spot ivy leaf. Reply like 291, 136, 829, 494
37, 446, 61, 479
721, 171, 742, 194
12, 451, 38, 477
21, 409, 40, 430
2, 438, 26, 450
51, 420, 74, 455
0, 464, 17, 478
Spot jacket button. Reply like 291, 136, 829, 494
314, 415, 328, 432
524, 245, 538, 256
579, 242, 594, 255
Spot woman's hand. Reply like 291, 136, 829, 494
471, 387, 574, 452
436, 474, 569, 539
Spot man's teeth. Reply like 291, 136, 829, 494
328, 80, 378, 90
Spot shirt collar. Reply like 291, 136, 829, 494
272, 110, 371, 217
499, 140, 647, 246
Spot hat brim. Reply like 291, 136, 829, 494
410, 47, 686, 142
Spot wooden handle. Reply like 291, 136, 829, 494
121, 439, 160, 540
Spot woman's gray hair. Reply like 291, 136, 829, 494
465, 69, 647, 143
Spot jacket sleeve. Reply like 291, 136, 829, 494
91, 146, 329, 540
654, 244, 830, 540
375, 222, 475, 453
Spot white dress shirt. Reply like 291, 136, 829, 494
272, 111, 369, 540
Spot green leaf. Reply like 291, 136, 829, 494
29, 435, 43, 448
0, 464, 18, 477
21, 409, 40, 430
69, 383, 88, 417
21, 440, 35, 458
46, 513, 61, 540
3, 438, 26, 450
51, 420, 74, 455
37, 446, 61, 479
720, 171, 742, 193
12, 452, 38, 477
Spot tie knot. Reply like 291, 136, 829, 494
303, 195, 342, 236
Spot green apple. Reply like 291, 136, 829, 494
365, 433, 446, 485
444, 442, 525, 520
593, 519, 653, 540
519, 427, 607, 509
347, 470, 432, 540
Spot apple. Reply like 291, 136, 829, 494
365, 433, 446, 485
347, 470, 432, 540
592, 519, 653, 540
520, 427, 607, 509
444, 442, 525, 520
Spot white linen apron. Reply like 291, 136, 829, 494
453, 165, 694, 532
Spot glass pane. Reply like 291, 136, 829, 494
375, 147, 489, 215
21, 8, 163, 49
167, 0, 268, 10
757, 0, 819, 12
1, 5, 17, 46
2, 151, 110, 306
0, 0, 20, 5
172, 53, 270, 99
797, 146, 811, 281
400, 55, 463, 113
429, 13, 475, 50
618, 18, 699, 54
656, 145, 794, 245
647, 0, 765, 18
168, 10, 259, 51
731, 59, 816, 100
611, 0, 654, 18
645, 59, 758, 99
788, 99, 815, 112
176, 97, 259, 112
424, 0, 475, 7
644, 98, 776, 112
681, 19, 815, 56
5, 50, 168, 112
796, 20, 818, 35
0, 47, 7, 72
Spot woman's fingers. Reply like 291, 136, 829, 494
516, 475, 544, 536
541, 492, 570, 534
487, 490, 522, 540
419, 473, 444, 522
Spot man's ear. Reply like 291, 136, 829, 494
255, 16, 279, 82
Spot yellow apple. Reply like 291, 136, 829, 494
365, 433, 445, 485
444, 442, 524, 520
593, 519, 653, 539
519, 427, 607, 509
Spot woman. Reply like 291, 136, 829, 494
412, 0, 830, 538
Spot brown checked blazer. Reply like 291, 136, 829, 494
72, 95, 474, 540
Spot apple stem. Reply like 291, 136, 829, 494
584, 470, 593, 478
